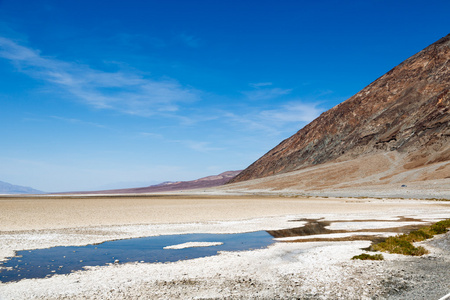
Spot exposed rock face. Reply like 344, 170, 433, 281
230, 34, 450, 184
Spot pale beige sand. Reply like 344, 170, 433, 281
215, 153, 450, 200
0, 194, 447, 231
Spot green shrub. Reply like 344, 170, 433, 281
404, 229, 433, 242
429, 219, 450, 234
372, 218, 450, 256
353, 218, 450, 259
351, 253, 384, 260
371, 236, 429, 256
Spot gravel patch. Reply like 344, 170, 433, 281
379, 232, 450, 300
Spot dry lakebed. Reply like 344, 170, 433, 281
0, 194, 449, 299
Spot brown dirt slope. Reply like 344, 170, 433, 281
230, 34, 450, 184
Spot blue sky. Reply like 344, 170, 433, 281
1, 0, 449, 192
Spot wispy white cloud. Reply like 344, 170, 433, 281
50, 116, 107, 128
239, 83, 322, 131
224, 111, 279, 135
224, 101, 323, 136
242, 87, 292, 101
249, 82, 272, 88
259, 102, 322, 123
167, 139, 223, 153
0, 37, 200, 116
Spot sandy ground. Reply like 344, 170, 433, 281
0, 194, 449, 299
0, 194, 446, 231
215, 153, 450, 200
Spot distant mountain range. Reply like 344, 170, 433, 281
58, 171, 241, 194
0, 181, 43, 194
229, 34, 449, 190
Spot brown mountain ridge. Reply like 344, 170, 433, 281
229, 34, 450, 189
58, 171, 241, 195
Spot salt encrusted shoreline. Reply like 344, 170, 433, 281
1, 234, 449, 300
0, 196, 449, 299
163, 242, 224, 249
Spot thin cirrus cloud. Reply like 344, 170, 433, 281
242, 87, 293, 101
0, 37, 200, 116
240, 84, 323, 131
50, 116, 107, 129
165, 139, 223, 153
224, 101, 323, 135
249, 82, 273, 88
184, 140, 223, 153
259, 102, 322, 124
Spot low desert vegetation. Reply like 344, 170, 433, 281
351, 253, 384, 260
372, 237, 429, 256
372, 218, 450, 256
353, 219, 450, 259
426, 198, 450, 201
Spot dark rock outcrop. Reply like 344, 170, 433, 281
230, 34, 450, 184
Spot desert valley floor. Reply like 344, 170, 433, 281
0, 193, 449, 299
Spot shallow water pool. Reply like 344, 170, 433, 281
0, 231, 274, 283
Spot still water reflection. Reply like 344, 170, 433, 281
0, 231, 274, 283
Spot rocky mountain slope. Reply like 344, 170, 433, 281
60, 171, 241, 194
230, 34, 450, 185
0, 180, 43, 194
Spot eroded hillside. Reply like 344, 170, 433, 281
230, 34, 450, 184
